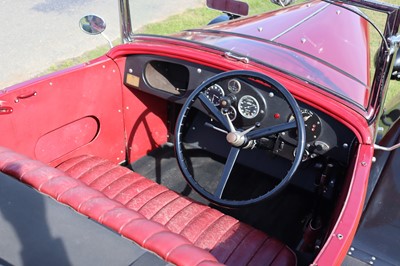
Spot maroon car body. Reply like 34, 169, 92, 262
0, 0, 399, 265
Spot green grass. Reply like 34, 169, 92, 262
42, 39, 120, 74
45, 46, 110, 73
43, 0, 277, 74
138, 7, 219, 35
43, 0, 301, 73
363, 0, 400, 127
139, 0, 279, 35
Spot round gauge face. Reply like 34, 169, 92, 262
224, 106, 237, 121
227, 79, 241, 94
238, 95, 260, 119
205, 84, 224, 106
287, 109, 322, 142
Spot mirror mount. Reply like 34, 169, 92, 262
79, 15, 113, 48
270, 0, 295, 7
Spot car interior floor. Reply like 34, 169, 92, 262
129, 143, 318, 250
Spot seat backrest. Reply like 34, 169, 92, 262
0, 146, 222, 266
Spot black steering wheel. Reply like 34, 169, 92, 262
175, 70, 306, 207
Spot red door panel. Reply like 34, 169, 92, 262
0, 56, 126, 165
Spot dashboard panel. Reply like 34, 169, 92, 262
124, 54, 221, 103
198, 76, 355, 165
124, 55, 356, 166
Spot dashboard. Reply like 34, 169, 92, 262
124, 54, 356, 166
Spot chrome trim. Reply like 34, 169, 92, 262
119, 0, 133, 43
388, 34, 400, 56
270, 3, 330, 41
374, 143, 400, 152
224, 52, 249, 64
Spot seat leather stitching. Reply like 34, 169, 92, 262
146, 191, 181, 220
215, 222, 252, 264
125, 183, 160, 209
177, 206, 210, 235
193, 211, 227, 244
75, 160, 112, 181
149, 196, 189, 224
99, 172, 137, 195
58, 155, 93, 173
164, 201, 194, 229
138, 188, 175, 213
108, 177, 147, 203
86, 164, 122, 186
246, 235, 271, 265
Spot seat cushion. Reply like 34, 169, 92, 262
57, 154, 297, 266
0, 147, 221, 266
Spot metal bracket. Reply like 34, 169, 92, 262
224, 52, 249, 64
374, 142, 400, 151
388, 34, 400, 56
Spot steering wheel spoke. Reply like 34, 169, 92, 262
198, 93, 231, 131
247, 121, 296, 140
214, 147, 240, 198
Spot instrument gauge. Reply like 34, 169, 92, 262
287, 109, 322, 142
238, 95, 260, 119
224, 106, 237, 121
228, 79, 241, 94
205, 84, 225, 106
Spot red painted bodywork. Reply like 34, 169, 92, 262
174, 0, 371, 107
315, 144, 373, 265
0, 57, 127, 165
0, 0, 382, 265
113, 57, 169, 162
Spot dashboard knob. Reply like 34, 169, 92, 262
315, 141, 330, 152
220, 94, 236, 108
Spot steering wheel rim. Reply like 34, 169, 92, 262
174, 70, 306, 207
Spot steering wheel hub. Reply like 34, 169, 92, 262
226, 132, 245, 147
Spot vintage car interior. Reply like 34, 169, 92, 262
0, 0, 399, 265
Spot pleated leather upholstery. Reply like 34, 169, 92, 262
0, 147, 221, 266
57, 155, 297, 266
0, 146, 296, 265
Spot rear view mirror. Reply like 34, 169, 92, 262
79, 15, 106, 35
206, 0, 249, 16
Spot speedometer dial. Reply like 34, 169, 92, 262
238, 95, 260, 119
205, 84, 224, 106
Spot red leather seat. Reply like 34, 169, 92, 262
57, 155, 296, 265
0, 147, 296, 266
